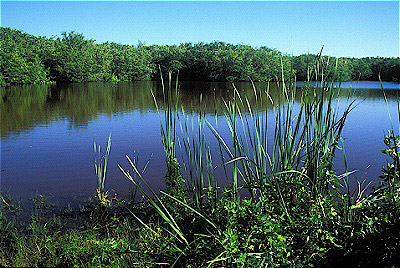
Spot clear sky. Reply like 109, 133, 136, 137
1, 1, 399, 58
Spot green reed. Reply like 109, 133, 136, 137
94, 133, 111, 206
178, 95, 217, 209
119, 54, 391, 266
126, 53, 355, 210
158, 71, 187, 203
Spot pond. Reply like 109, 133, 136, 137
1, 81, 399, 205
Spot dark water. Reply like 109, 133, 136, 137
1, 81, 399, 204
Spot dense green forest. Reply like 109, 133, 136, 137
1, 27, 399, 86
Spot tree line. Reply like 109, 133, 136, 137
1, 27, 399, 86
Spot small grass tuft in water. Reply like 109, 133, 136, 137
94, 133, 112, 206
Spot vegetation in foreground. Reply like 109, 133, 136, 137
1, 59, 400, 268
1, 27, 400, 86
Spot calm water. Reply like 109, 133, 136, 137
1, 81, 399, 204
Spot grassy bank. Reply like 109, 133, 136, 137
1, 61, 400, 267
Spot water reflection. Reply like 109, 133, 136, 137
3, 81, 399, 137
1, 81, 399, 203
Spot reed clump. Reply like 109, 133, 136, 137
94, 133, 112, 206
116, 56, 400, 266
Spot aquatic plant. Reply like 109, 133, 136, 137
94, 133, 112, 206
117, 53, 361, 265
153, 70, 187, 204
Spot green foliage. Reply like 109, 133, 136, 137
109, 42, 155, 81
153, 42, 292, 82
0, 28, 49, 85
377, 132, 400, 198
292, 54, 400, 82
52, 32, 110, 82
165, 156, 187, 203
2, 27, 398, 86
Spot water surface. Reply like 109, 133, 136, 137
1, 81, 399, 204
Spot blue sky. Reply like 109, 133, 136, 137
1, 1, 399, 58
